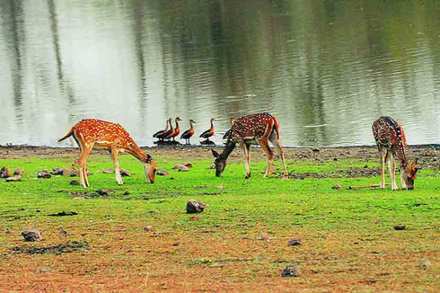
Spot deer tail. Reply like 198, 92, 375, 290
58, 128, 74, 142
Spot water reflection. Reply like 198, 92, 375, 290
0, 0, 439, 147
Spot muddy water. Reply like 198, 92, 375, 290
1, 0, 439, 147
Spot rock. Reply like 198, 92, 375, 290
5, 175, 22, 182
96, 189, 113, 196
311, 148, 320, 153
257, 233, 271, 241
418, 258, 431, 270
288, 239, 302, 246
183, 162, 193, 168
51, 168, 64, 176
102, 168, 113, 174
22, 229, 42, 242
37, 170, 51, 179
186, 200, 206, 213
156, 169, 169, 176
48, 211, 78, 217
120, 169, 131, 177
143, 226, 153, 232
36, 266, 52, 273
13, 168, 24, 176
332, 184, 342, 190
69, 180, 80, 186
281, 265, 300, 277
394, 224, 406, 231
189, 216, 200, 221
0, 167, 10, 178
173, 164, 190, 172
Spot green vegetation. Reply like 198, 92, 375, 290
0, 153, 438, 291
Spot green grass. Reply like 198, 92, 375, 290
0, 153, 438, 291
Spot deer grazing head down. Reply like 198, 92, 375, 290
211, 148, 228, 177
401, 160, 420, 190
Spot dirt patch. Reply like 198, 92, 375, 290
11, 240, 89, 255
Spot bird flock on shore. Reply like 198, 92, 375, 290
153, 117, 216, 145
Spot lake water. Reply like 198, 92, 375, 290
1, 0, 439, 147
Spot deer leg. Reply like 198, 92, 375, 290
79, 143, 93, 188
391, 157, 399, 190
387, 153, 397, 191
380, 151, 386, 189
259, 139, 274, 177
111, 148, 123, 185
269, 134, 288, 177
241, 142, 251, 179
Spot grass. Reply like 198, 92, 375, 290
0, 151, 439, 291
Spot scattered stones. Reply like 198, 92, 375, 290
393, 224, 406, 231
11, 240, 89, 255
0, 167, 10, 178
418, 258, 432, 270
288, 239, 302, 246
48, 211, 78, 217
51, 168, 64, 175
5, 175, 22, 182
69, 180, 80, 186
281, 265, 300, 277
186, 200, 206, 213
37, 170, 51, 179
173, 164, 190, 172
120, 169, 131, 177
21, 229, 42, 242
332, 184, 342, 190
156, 169, 169, 176
96, 189, 113, 196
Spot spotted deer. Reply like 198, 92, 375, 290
58, 119, 156, 188
211, 113, 288, 178
372, 116, 420, 190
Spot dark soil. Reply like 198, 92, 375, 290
11, 240, 89, 255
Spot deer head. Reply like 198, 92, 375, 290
211, 149, 226, 177
401, 160, 421, 190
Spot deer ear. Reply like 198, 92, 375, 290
211, 149, 219, 158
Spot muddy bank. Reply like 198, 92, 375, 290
0, 144, 439, 168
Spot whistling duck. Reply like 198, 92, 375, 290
153, 118, 171, 142
200, 118, 215, 142
180, 119, 196, 145
164, 117, 182, 141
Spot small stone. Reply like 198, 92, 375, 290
189, 216, 200, 221
281, 265, 300, 277
37, 170, 51, 179
102, 168, 113, 174
394, 224, 406, 231
96, 189, 113, 196
21, 229, 42, 242
418, 258, 431, 270
332, 184, 342, 190
186, 200, 206, 213
51, 168, 64, 176
311, 148, 320, 153
69, 180, 80, 186
0, 167, 10, 178
36, 266, 51, 273
13, 168, 24, 176
143, 226, 153, 232
156, 169, 169, 176
183, 162, 193, 168
257, 233, 271, 241
173, 164, 190, 172
288, 239, 302, 246
120, 169, 131, 177
5, 175, 22, 182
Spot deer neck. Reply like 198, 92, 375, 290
220, 140, 236, 161
395, 146, 407, 168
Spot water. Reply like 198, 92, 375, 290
1, 0, 439, 147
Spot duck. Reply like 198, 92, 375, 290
153, 118, 171, 142
200, 118, 215, 143
164, 117, 182, 142
180, 119, 196, 145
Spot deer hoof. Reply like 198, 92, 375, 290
245, 174, 251, 179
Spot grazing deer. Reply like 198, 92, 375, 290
180, 119, 196, 145
153, 118, 171, 142
200, 118, 215, 142
211, 113, 288, 178
372, 116, 420, 190
58, 119, 156, 188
